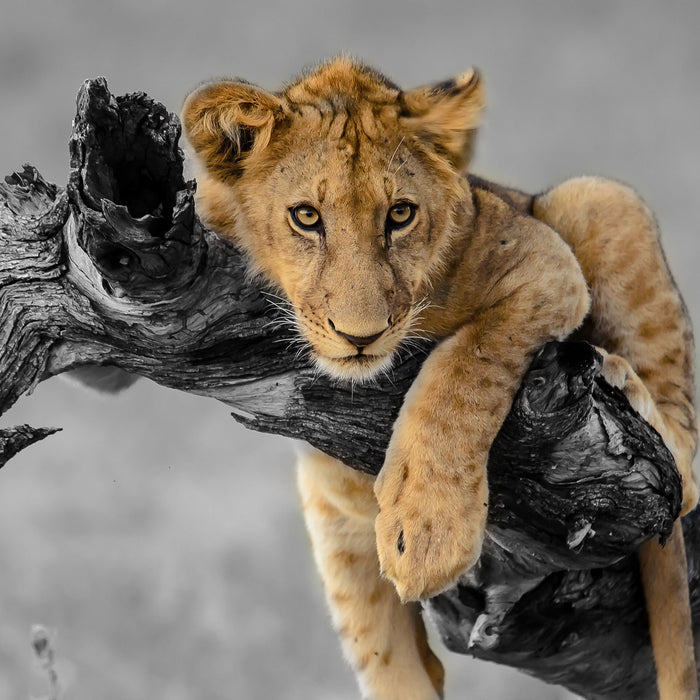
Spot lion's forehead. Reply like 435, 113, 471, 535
283, 121, 400, 168
287, 98, 402, 138
268, 122, 420, 207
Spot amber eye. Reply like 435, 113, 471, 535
290, 205, 322, 231
387, 202, 416, 229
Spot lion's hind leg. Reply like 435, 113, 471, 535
598, 347, 698, 698
534, 176, 699, 699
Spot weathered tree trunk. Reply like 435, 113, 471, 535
0, 78, 696, 699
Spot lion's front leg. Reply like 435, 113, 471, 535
374, 233, 590, 600
374, 321, 544, 601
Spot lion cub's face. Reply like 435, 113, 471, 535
183, 59, 484, 381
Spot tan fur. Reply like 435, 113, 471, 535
182, 59, 698, 700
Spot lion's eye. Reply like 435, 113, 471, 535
387, 202, 416, 229
290, 205, 322, 230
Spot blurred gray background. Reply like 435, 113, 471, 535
1, 1, 699, 698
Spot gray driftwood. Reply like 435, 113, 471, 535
1, 78, 696, 700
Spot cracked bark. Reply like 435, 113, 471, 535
0, 77, 695, 700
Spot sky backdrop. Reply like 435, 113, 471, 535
1, 1, 699, 698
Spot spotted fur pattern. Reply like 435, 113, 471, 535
182, 58, 698, 699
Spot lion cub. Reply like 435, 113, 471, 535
182, 59, 698, 700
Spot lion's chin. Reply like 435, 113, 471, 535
313, 352, 396, 383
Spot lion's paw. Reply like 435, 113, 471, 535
598, 348, 655, 421
598, 347, 699, 515
374, 456, 486, 601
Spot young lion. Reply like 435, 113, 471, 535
182, 58, 698, 700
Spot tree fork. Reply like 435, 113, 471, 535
0, 78, 696, 699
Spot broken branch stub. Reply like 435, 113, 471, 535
0, 77, 693, 699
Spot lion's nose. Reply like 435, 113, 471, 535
328, 319, 386, 349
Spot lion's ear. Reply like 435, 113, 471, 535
400, 69, 485, 170
181, 81, 285, 181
